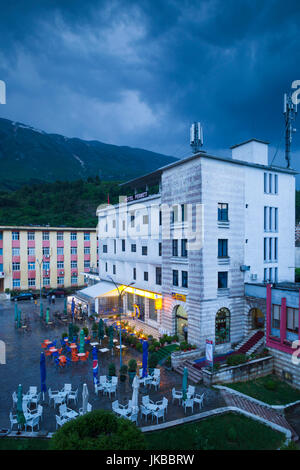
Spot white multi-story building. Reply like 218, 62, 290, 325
96, 139, 296, 352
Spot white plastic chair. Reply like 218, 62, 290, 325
104, 383, 117, 399
63, 384, 72, 393
183, 398, 194, 414
67, 388, 78, 405
194, 393, 204, 409
156, 397, 168, 416
48, 388, 60, 405
126, 410, 138, 424
152, 407, 165, 424
95, 376, 107, 395
9, 411, 18, 430
172, 388, 182, 405
55, 414, 68, 429
53, 394, 66, 408
29, 386, 37, 395
142, 395, 154, 407
25, 414, 40, 432
149, 376, 160, 391
140, 404, 152, 422
31, 392, 41, 405
187, 385, 195, 398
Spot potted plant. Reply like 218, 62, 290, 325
119, 364, 128, 382
136, 342, 143, 353
148, 352, 159, 375
72, 324, 80, 341
91, 322, 98, 339
128, 359, 137, 384
108, 363, 116, 380
153, 341, 160, 351
172, 334, 179, 343
62, 332, 68, 339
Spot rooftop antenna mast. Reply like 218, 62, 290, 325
190, 122, 204, 154
284, 92, 297, 168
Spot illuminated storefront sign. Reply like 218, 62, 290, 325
172, 292, 186, 302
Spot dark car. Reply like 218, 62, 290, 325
11, 292, 35, 301
46, 289, 66, 298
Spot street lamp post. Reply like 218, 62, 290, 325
107, 276, 135, 369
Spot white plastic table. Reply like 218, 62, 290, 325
99, 348, 109, 353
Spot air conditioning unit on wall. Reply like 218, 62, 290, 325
250, 274, 258, 281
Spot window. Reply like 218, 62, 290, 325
84, 247, 90, 254
71, 261, 77, 269
84, 232, 90, 241
264, 206, 268, 231
144, 271, 148, 281
84, 260, 90, 268
112, 220, 116, 228
275, 174, 278, 194
171, 206, 179, 223
142, 246, 148, 256
113, 265, 116, 274
181, 204, 187, 222
149, 299, 157, 321
287, 307, 299, 333
105, 262, 108, 272
71, 275, 77, 285
218, 203, 229, 221
264, 172, 268, 193
275, 208, 278, 231
12, 231, 19, 240
12, 262, 20, 271
57, 247, 64, 255
13, 279, 20, 288
218, 272, 228, 289
182, 271, 188, 288
159, 210, 162, 226
28, 278, 35, 287
71, 246, 77, 255
0, 248, 2, 256
28, 262, 35, 271
264, 173, 278, 194
131, 244, 136, 253
70, 232, 77, 241
42, 232, 49, 240
58, 276, 65, 285
57, 261, 64, 269
114, 240, 116, 254
215, 307, 230, 344
43, 277, 50, 286
159, 242, 162, 257
43, 247, 50, 256
0, 232, 2, 240
172, 270, 179, 286
27, 232, 35, 241
57, 232, 64, 241
156, 267, 162, 285
122, 240, 125, 252
43, 262, 50, 270
122, 220, 126, 231
172, 240, 178, 257
130, 212, 135, 227
272, 304, 281, 329
133, 267, 136, 280
13, 248, 20, 256
218, 239, 228, 258
143, 214, 149, 225
181, 239, 188, 257
103, 245, 108, 253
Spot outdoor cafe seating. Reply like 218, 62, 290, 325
59, 403, 79, 421
141, 395, 168, 422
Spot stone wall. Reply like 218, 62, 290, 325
171, 349, 203, 369
271, 348, 300, 390
202, 355, 274, 386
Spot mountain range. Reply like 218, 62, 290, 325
0, 118, 176, 189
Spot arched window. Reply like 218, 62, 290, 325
215, 308, 230, 344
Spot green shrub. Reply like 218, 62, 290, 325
148, 352, 159, 369
226, 354, 247, 366
128, 359, 137, 373
62, 332, 68, 339
180, 341, 188, 351
92, 322, 98, 331
73, 324, 80, 334
120, 365, 128, 375
148, 344, 155, 353
172, 334, 179, 342
136, 342, 143, 353
264, 379, 278, 391
153, 341, 160, 349
83, 327, 89, 337
50, 410, 146, 450
108, 363, 116, 377
165, 356, 172, 368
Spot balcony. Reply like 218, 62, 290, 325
0, 271, 5, 278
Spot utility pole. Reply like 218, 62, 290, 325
284, 92, 297, 168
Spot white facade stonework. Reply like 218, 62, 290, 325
97, 139, 296, 353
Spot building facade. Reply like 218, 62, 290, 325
96, 139, 296, 352
0, 226, 98, 292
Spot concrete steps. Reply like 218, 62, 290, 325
235, 330, 264, 356
175, 360, 203, 384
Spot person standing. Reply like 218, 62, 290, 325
52, 294, 55, 304
182, 324, 188, 342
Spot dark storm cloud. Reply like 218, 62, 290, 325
1, 0, 300, 174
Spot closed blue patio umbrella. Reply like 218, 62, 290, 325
14, 301, 18, 321
64, 297, 67, 315
182, 367, 188, 401
40, 352, 47, 401
71, 297, 75, 319
92, 346, 99, 389
98, 319, 104, 344
142, 340, 148, 378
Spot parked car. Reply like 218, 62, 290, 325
11, 292, 35, 301
46, 289, 66, 298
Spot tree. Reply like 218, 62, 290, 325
50, 410, 146, 450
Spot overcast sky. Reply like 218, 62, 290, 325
1, 0, 300, 170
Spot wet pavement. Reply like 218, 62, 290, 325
0, 298, 224, 432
